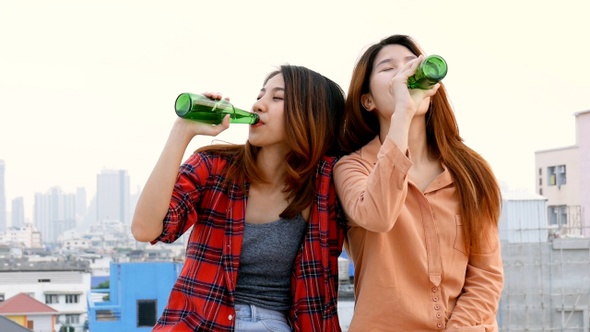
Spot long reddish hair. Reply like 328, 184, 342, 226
198, 65, 345, 219
340, 35, 501, 252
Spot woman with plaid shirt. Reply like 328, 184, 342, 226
132, 65, 347, 332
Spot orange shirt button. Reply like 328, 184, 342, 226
436, 312, 442, 318
437, 323, 443, 328
434, 304, 440, 310
431, 286, 438, 292
432, 296, 439, 302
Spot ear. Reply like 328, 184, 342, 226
361, 93, 375, 111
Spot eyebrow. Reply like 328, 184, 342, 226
259, 87, 285, 93
375, 55, 417, 68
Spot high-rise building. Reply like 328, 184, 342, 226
33, 187, 76, 245
96, 169, 130, 225
75, 187, 87, 229
0, 160, 6, 232
11, 197, 24, 229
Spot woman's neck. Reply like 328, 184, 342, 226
254, 147, 287, 188
380, 114, 430, 162
407, 118, 431, 164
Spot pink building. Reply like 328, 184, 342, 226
535, 110, 590, 237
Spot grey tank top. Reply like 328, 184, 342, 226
234, 214, 307, 312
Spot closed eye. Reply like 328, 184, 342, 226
380, 67, 399, 74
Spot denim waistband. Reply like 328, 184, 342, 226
234, 303, 287, 321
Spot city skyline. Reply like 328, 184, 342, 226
2, 1, 590, 221
0, 164, 136, 227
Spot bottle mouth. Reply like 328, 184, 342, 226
423, 55, 448, 80
174, 94, 191, 116
251, 113, 261, 124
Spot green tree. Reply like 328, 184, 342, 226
96, 280, 110, 289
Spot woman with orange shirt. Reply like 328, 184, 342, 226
334, 34, 504, 331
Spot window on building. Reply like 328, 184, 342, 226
548, 206, 555, 225
547, 165, 567, 187
559, 205, 568, 225
548, 205, 568, 226
65, 294, 79, 303
137, 299, 157, 327
538, 167, 542, 176
556, 164, 567, 186
0, 293, 4, 302
45, 294, 59, 304
96, 310, 120, 321
547, 166, 556, 186
65, 314, 80, 325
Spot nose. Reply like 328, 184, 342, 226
252, 97, 266, 114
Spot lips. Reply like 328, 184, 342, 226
252, 120, 265, 128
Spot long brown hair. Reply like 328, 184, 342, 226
198, 65, 345, 219
340, 35, 501, 252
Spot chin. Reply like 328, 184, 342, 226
419, 99, 431, 114
246, 137, 261, 147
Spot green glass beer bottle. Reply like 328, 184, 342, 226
175, 93, 259, 125
407, 55, 448, 90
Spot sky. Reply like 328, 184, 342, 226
1, 0, 589, 222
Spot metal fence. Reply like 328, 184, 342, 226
499, 225, 590, 331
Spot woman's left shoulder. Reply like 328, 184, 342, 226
319, 155, 339, 166
316, 155, 339, 176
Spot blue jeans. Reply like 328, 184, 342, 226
234, 304, 292, 332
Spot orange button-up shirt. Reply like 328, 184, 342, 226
334, 136, 503, 332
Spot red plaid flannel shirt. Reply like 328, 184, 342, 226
151, 150, 346, 332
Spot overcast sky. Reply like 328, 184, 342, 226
1, 0, 589, 221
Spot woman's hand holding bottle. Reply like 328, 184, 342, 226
175, 92, 232, 138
